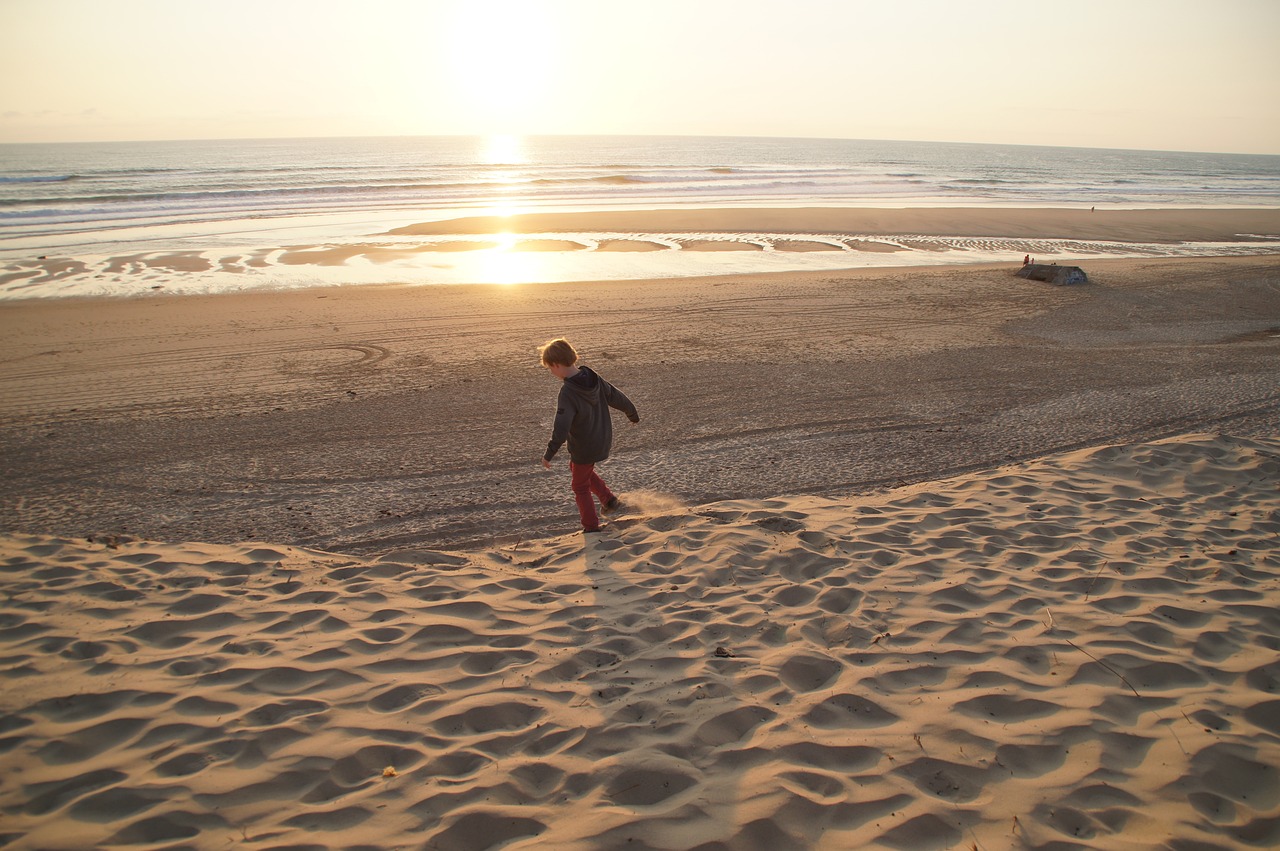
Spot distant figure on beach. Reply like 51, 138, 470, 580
539, 338, 640, 534
1023, 254, 1029, 265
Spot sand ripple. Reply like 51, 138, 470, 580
1, 433, 1277, 849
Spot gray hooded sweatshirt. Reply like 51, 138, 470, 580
544, 366, 640, 465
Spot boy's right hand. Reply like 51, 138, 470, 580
541, 458, 552, 470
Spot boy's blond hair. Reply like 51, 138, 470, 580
538, 338, 578, 367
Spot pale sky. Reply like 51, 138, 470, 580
2, 0, 1277, 154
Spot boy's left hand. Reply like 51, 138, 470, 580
541, 458, 552, 470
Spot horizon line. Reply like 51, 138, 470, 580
1, 132, 1277, 160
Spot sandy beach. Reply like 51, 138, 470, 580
1, 248, 1276, 553
1, 206, 1278, 848
1, 433, 1277, 849
387, 206, 1280, 244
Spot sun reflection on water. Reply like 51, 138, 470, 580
479, 231, 535, 285
479, 136, 528, 230
481, 134, 525, 165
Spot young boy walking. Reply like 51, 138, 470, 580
538, 338, 640, 533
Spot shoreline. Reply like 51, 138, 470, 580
3, 206, 1279, 300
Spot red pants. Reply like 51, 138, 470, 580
570, 462, 615, 530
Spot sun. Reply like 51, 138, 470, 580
444, 3, 557, 132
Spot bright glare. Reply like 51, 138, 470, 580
444, 4, 555, 132
482, 134, 525, 165
479, 231, 533, 284
1, 1, 1278, 153
479, 134, 528, 216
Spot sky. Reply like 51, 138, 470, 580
1, 0, 1278, 154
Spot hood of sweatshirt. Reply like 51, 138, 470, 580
563, 365, 602, 401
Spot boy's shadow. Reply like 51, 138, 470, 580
552, 515, 762, 846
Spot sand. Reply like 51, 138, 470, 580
1, 207, 1279, 848
1, 253, 1276, 552
1, 432, 1277, 849
386, 207, 1280, 244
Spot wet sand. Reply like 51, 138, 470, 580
388, 206, 1280, 243
0, 254, 1276, 553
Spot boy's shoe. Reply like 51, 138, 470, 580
601, 497, 621, 515
583, 522, 608, 534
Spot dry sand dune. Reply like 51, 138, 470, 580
2, 432, 1277, 850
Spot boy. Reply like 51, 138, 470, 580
538, 338, 640, 533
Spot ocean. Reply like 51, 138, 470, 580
2, 135, 1279, 298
